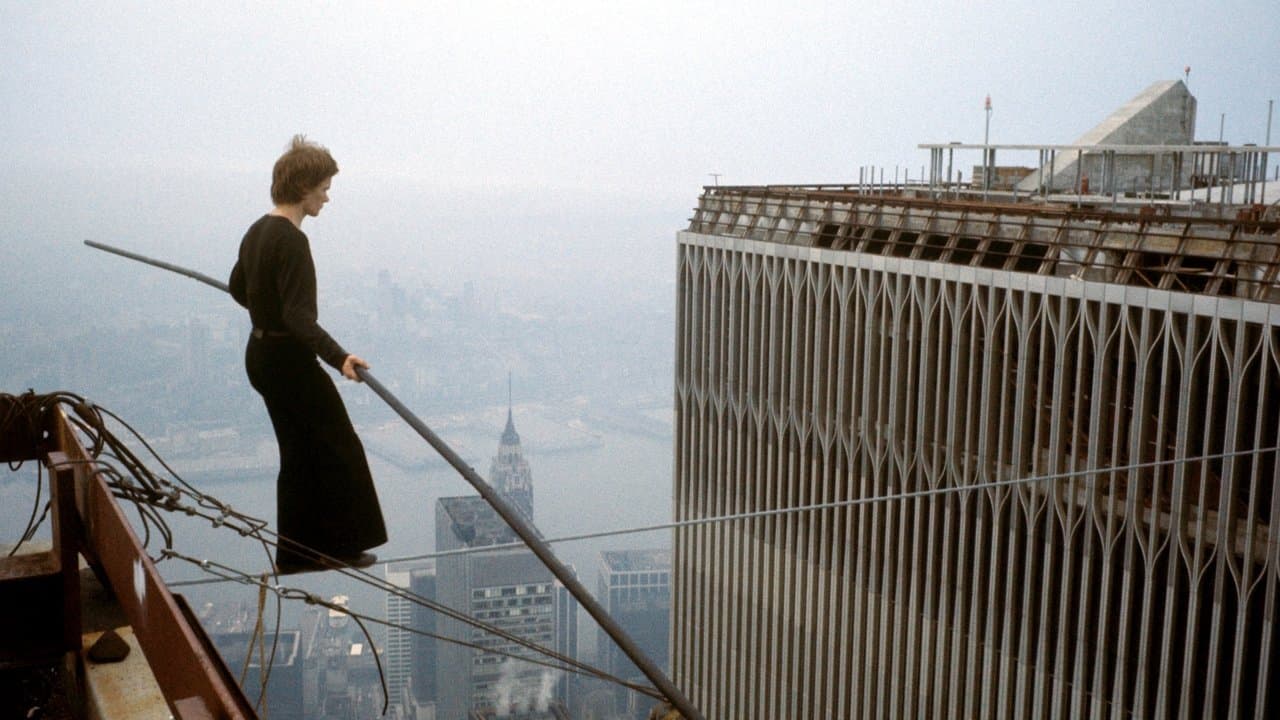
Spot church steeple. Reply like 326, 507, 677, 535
491, 374, 533, 521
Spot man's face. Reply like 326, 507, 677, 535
302, 177, 332, 217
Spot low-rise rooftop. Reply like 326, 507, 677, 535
439, 495, 526, 547
601, 549, 672, 573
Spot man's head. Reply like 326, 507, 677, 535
270, 135, 339, 205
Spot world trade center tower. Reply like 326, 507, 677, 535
671, 91, 1280, 718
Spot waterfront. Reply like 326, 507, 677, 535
152, 403, 673, 662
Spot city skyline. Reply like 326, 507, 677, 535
4, 3, 1279, 713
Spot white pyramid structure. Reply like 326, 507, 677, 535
1016, 80, 1197, 193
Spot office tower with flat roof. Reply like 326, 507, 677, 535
385, 562, 438, 716
209, 630, 303, 720
409, 564, 440, 708
435, 496, 577, 719
385, 567, 415, 708
597, 549, 672, 719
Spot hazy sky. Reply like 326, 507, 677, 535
2, 1, 1278, 290
2, 0, 1278, 673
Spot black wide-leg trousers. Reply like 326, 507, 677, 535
246, 335, 387, 566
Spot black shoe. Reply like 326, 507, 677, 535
343, 551, 378, 569
275, 551, 378, 575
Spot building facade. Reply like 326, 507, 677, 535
209, 629, 303, 720
596, 549, 672, 719
435, 496, 578, 720
386, 568, 416, 706
386, 562, 439, 717
672, 183, 1280, 718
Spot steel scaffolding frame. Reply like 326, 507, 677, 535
689, 189, 1280, 301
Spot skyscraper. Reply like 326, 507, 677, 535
671, 90, 1280, 716
410, 565, 440, 708
434, 496, 578, 719
596, 549, 672, 719
490, 403, 534, 522
385, 567, 416, 706
209, 629, 303, 720
385, 561, 438, 715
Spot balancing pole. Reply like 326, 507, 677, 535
83, 239, 703, 720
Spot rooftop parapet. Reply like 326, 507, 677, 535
440, 495, 526, 547
600, 549, 673, 573
688, 185, 1280, 303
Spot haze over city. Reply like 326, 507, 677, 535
3, 2, 1276, 291
2, 2, 1278, 719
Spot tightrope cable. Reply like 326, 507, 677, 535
376, 442, 1280, 565
83, 239, 703, 720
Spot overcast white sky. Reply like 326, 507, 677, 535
2, 1, 1278, 289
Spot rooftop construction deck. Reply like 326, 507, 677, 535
690, 171, 1280, 303
1, 396, 256, 719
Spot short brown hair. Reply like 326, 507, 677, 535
270, 135, 339, 204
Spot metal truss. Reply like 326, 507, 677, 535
688, 189, 1280, 302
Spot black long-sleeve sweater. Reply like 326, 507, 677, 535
229, 214, 348, 370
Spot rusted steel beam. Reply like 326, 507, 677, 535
50, 415, 257, 719
50, 463, 83, 671
703, 185, 1280, 231
0, 480, 77, 674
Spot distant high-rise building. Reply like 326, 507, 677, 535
304, 595, 378, 719
596, 549, 671, 719
385, 562, 438, 715
435, 496, 578, 719
209, 630, 303, 720
552, 580, 578, 713
409, 565, 440, 707
491, 400, 534, 521
672, 84, 1280, 718
385, 567, 416, 705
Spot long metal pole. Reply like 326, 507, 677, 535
1263, 100, 1273, 203
1075, 149, 1083, 206
1049, 149, 1056, 198
984, 95, 992, 199
83, 239, 704, 720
